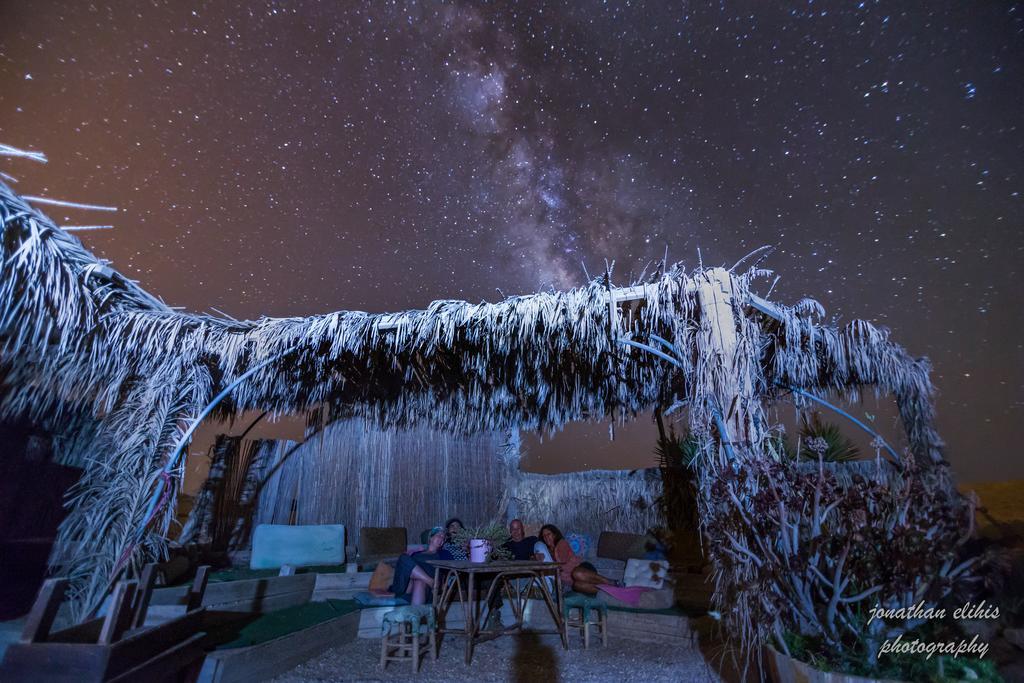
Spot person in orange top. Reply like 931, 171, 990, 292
538, 524, 617, 595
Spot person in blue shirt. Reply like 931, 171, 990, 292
502, 519, 539, 560
388, 527, 451, 604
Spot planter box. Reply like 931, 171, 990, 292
198, 609, 358, 683
147, 573, 316, 625
766, 646, 905, 683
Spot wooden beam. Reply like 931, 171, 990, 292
20, 578, 69, 643
186, 565, 210, 611
98, 581, 137, 645
131, 563, 158, 630
695, 268, 761, 455
374, 281, 783, 332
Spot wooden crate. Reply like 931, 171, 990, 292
0, 570, 209, 682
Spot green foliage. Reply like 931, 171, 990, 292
782, 624, 1004, 683
796, 412, 860, 462
654, 429, 701, 469
654, 427, 702, 554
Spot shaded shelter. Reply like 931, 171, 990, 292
1, 168, 951, 635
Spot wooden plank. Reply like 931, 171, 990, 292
98, 581, 137, 645
148, 583, 190, 606
109, 632, 206, 683
208, 590, 313, 614
107, 608, 205, 678
313, 572, 371, 591
149, 573, 317, 614
140, 604, 187, 627
47, 617, 105, 644
19, 577, 69, 643
605, 610, 696, 644
0, 642, 109, 682
201, 610, 358, 683
370, 280, 786, 334
204, 573, 315, 604
131, 563, 158, 629
311, 572, 371, 600
187, 565, 211, 611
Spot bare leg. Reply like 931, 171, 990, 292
571, 580, 602, 595
410, 578, 428, 605
395, 565, 436, 593
572, 566, 615, 586
411, 565, 435, 586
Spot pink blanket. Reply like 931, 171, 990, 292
597, 584, 652, 607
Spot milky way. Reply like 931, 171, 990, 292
0, 2, 1021, 479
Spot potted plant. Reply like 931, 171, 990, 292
452, 523, 512, 563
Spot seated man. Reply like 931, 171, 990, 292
388, 527, 451, 604
503, 519, 539, 561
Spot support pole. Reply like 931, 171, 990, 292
693, 268, 762, 465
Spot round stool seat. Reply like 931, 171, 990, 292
380, 605, 436, 672
562, 592, 609, 621
382, 604, 435, 634
562, 592, 609, 649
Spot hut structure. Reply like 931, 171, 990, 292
179, 419, 666, 555
0, 149, 959, 663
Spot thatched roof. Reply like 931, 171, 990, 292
2, 174, 940, 441
0, 165, 946, 617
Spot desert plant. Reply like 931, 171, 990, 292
796, 412, 860, 463
704, 454, 983, 677
451, 523, 513, 561
655, 428, 701, 549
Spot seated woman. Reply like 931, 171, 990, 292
388, 527, 451, 604
441, 517, 469, 561
539, 524, 617, 596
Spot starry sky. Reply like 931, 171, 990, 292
0, 1, 1021, 481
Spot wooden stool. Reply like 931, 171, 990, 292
380, 605, 436, 672
562, 593, 608, 649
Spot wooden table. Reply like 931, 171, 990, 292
428, 559, 568, 664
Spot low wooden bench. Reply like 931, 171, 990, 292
0, 565, 209, 682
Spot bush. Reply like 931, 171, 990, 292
704, 455, 985, 679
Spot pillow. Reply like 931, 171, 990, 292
596, 531, 650, 562
368, 560, 396, 594
565, 532, 593, 558
623, 558, 670, 589
359, 527, 407, 559
250, 523, 345, 569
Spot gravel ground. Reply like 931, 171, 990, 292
272, 632, 728, 683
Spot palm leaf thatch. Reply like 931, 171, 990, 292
1, 164, 952, 624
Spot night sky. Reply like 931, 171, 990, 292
1, 2, 1021, 481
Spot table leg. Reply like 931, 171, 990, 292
432, 566, 440, 612
555, 570, 568, 649
464, 572, 476, 664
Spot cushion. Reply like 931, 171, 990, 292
565, 532, 594, 558
359, 527, 407, 560
598, 586, 676, 610
353, 591, 409, 607
367, 560, 396, 594
596, 531, 650, 562
591, 557, 626, 576
624, 558, 670, 589
250, 524, 346, 569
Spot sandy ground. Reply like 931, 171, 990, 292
272, 632, 729, 683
